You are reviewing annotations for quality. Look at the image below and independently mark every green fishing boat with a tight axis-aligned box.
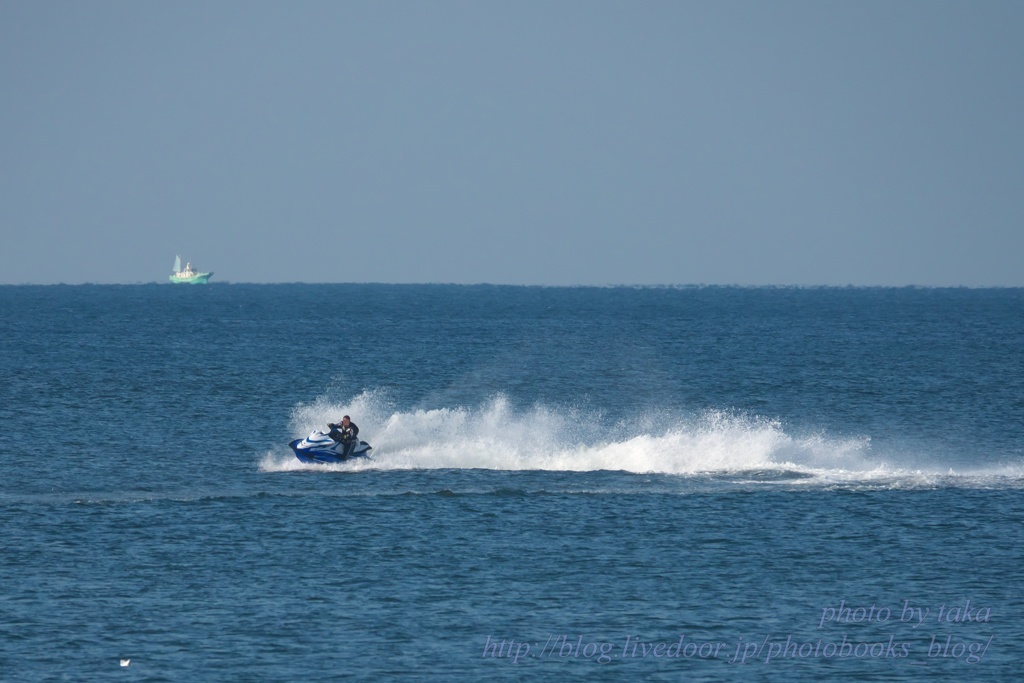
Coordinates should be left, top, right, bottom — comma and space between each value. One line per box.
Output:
169, 255, 213, 284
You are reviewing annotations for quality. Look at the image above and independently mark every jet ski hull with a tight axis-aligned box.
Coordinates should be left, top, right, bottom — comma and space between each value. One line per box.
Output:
289, 431, 372, 464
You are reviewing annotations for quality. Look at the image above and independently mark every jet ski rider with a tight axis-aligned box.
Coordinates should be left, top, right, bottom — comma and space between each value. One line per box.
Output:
328, 416, 359, 458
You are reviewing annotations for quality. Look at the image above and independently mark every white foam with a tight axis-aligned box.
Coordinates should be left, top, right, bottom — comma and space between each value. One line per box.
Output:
261, 390, 970, 482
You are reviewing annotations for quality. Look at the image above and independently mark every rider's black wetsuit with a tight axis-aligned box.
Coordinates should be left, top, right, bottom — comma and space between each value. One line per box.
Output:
329, 421, 359, 457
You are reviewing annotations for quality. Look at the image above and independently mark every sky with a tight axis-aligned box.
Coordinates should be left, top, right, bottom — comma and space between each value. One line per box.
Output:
1, 1, 1022, 286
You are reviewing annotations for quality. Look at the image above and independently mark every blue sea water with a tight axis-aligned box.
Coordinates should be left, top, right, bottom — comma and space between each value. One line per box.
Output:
1, 284, 1022, 681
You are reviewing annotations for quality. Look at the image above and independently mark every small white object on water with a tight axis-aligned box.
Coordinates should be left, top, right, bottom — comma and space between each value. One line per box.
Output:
120, 659, 131, 667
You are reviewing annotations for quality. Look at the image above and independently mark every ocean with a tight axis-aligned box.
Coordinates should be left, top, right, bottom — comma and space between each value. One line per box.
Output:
1, 284, 1021, 681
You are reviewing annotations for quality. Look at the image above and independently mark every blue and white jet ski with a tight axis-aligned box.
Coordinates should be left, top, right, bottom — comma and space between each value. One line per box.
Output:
289, 430, 372, 464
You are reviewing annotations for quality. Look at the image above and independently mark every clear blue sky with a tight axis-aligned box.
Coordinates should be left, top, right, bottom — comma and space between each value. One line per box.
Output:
2, 1, 1021, 285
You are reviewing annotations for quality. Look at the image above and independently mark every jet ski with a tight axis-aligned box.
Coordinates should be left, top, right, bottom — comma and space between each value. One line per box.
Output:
289, 430, 372, 464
